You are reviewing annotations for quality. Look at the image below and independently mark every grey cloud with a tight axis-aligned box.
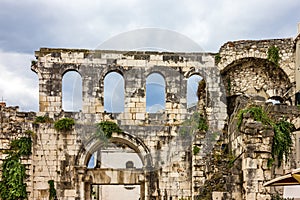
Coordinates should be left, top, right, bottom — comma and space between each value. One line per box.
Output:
1, 0, 299, 53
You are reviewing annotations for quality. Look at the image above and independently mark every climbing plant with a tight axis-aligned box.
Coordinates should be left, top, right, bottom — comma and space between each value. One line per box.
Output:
0, 136, 32, 200
48, 180, 57, 200
193, 145, 200, 155
96, 121, 122, 139
214, 53, 221, 64
180, 112, 208, 136
270, 120, 294, 167
54, 117, 75, 132
237, 106, 271, 128
237, 105, 294, 167
33, 115, 53, 124
267, 46, 280, 66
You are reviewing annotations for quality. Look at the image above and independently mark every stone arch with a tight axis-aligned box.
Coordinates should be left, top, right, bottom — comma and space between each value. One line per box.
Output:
218, 52, 268, 71
221, 57, 292, 99
100, 66, 125, 83
76, 131, 153, 168
61, 65, 82, 77
76, 131, 153, 200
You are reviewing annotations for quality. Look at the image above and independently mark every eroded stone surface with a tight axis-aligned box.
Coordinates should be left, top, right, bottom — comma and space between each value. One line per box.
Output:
1, 31, 300, 199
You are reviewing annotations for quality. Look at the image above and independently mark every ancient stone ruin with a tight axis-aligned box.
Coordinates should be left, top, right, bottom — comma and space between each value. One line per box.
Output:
1, 24, 300, 200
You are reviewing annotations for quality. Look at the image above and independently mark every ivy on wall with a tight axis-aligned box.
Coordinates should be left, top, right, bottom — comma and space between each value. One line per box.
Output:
54, 118, 75, 132
214, 53, 221, 64
33, 115, 53, 124
267, 46, 280, 67
48, 180, 57, 200
237, 105, 294, 167
96, 121, 122, 139
0, 135, 32, 200
180, 112, 208, 136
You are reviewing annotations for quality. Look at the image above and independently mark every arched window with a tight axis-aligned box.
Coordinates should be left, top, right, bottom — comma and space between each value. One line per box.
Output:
146, 73, 165, 113
104, 72, 124, 113
187, 74, 203, 108
62, 71, 82, 111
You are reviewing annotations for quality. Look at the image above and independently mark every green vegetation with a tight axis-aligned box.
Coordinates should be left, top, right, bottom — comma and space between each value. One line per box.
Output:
267, 46, 280, 66
96, 121, 122, 139
198, 115, 209, 131
180, 112, 208, 136
31, 60, 37, 66
54, 118, 75, 132
48, 180, 57, 200
10, 137, 32, 156
193, 145, 200, 155
271, 193, 294, 200
237, 105, 294, 167
0, 136, 32, 200
237, 106, 271, 128
215, 53, 221, 64
34, 115, 53, 124
270, 120, 294, 167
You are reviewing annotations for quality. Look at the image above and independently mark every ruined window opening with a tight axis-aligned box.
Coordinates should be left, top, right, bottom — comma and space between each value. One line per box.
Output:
62, 71, 82, 111
146, 73, 166, 113
104, 72, 124, 113
87, 144, 143, 169
187, 74, 203, 108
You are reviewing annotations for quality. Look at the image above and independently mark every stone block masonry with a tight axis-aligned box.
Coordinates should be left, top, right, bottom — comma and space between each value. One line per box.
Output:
1, 27, 300, 199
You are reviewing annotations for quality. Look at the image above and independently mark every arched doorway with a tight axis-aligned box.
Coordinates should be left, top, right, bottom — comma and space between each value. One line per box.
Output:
76, 132, 154, 200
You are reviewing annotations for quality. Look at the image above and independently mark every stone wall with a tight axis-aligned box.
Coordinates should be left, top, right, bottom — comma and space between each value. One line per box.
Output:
221, 58, 293, 101
0, 104, 35, 198
1, 31, 300, 199
218, 39, 295, 84
196, 95, 300, 200
25, 48, 229, 200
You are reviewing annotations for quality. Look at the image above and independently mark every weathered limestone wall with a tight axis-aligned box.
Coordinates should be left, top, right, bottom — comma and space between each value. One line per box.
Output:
27, 48, 228, 199
221, 58, 293, 100
1, 30, 300, 199
225, 96, 300, 200
31, 121, 81, 199
0, 104, 35, 198
218, 38, 295, 84
32, 49, 227, 131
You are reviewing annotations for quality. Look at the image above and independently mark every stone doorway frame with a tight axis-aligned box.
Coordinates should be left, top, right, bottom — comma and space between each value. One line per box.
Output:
75, 132, 153, 200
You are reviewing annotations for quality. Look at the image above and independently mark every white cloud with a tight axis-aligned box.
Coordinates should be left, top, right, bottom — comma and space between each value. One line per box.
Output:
0, 50, 38, 111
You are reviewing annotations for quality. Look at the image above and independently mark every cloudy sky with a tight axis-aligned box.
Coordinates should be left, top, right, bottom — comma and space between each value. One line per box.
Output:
0, 0, 299, 111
